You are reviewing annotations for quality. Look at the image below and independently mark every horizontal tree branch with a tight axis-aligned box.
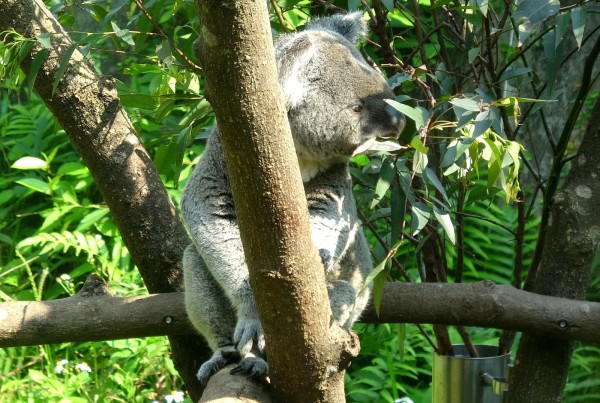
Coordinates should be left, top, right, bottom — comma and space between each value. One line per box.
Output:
1, 281, 599, 347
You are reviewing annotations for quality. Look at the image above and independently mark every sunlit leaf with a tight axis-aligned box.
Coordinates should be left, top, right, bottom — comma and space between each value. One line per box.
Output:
36, 33, 51, 49
111, 21, 135, 47
411, 202, 430, 236
433, 206, 455, 244
571, 8, 586, 49
386, 100, 425, 129
413, 150, 428, 174
410, 136, 429, 153
361, 257, 388, 295
12, 157, 47, 170
15, 178, 50, 194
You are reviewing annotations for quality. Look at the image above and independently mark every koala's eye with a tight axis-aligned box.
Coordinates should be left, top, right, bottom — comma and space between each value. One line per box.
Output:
350, 103, 363, 113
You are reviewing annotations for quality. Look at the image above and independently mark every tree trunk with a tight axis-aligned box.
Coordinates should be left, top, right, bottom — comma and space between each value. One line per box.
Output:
194, 1, 357, 402
0, 0, 208, 399
507, 98, 600, 402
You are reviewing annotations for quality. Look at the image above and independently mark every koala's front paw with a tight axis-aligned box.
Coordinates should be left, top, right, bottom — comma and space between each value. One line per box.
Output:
196, 346, 240, 385
230, 355, 269, 380
319, 248, 335, 272
234, 318, 265, 356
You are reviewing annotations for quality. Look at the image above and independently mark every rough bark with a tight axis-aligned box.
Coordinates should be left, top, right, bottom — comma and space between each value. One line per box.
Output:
507, 98, 600, 402
3, 282, 600, 347
0, 1, 208, 399
194, 2, 355, 402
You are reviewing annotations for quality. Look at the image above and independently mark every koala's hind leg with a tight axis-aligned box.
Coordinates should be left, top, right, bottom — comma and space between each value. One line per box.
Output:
183, 245, 239, 383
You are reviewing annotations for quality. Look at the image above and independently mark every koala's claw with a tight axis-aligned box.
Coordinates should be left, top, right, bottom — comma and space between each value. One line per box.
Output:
196, 346, 240, 385
230, 356, 269, 380
234, 318, 265, 356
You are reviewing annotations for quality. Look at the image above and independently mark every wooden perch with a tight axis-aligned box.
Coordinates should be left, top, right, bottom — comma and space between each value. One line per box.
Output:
1, 280, 599, 347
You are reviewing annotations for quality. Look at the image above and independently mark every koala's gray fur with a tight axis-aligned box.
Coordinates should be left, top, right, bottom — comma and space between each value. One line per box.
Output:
181, 12, 405, 384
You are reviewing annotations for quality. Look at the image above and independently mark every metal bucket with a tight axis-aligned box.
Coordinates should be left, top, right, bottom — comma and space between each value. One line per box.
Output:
432, 344, 510, 403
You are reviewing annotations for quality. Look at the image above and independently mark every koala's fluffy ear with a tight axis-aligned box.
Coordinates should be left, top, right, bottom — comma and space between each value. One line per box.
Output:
306, 12, 367, 45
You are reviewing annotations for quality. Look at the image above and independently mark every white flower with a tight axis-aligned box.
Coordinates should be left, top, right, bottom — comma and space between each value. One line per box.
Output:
75, 362, 92, 372
165, 390, 184, 403
54, 359, 68, 374
59, 274, 71, 281
395, 398, 414, 403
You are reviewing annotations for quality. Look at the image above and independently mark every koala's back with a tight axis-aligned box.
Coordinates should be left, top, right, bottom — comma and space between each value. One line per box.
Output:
181, 130, 233, 235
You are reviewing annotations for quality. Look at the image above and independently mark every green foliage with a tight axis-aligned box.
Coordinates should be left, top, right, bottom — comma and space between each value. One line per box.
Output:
346, 324, 433, 403
0, 338, 187, 402
1, 0, 598, 401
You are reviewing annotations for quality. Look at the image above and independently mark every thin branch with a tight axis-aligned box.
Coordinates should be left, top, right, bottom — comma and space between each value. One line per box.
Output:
270, 0, 290, 32
132, 0, 202, 74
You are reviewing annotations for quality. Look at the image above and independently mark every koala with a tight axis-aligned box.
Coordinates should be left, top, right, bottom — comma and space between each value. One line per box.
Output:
181, 12, 405, 385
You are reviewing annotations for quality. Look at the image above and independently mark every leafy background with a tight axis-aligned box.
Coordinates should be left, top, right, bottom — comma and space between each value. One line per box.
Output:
1, 0, 599, 402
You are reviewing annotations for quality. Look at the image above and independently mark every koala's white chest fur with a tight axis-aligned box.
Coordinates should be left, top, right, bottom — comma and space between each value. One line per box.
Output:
297, 154, 345, 182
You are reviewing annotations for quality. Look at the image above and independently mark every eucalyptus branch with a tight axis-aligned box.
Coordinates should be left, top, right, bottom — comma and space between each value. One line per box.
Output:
429, 0, 453, 81
132, 0, 202, 75
369, 0, 399, 76
409, 0, 431, 74
269, 0, 290, 32
309, 0, 346, 13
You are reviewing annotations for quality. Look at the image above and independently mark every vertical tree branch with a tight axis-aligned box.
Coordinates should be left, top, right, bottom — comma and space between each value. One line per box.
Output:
194, 2, 356, 401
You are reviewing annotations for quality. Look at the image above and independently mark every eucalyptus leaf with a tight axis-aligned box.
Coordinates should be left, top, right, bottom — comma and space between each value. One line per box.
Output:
424, 168, 449, 204
16, 178, 50, 195
413, 150, 428, 174
410, 136, 429, 153
514, 0, 559, 24
52, 43, 78, 96
386, 100, 425, 129
571, 8, 586, 49
411, 202, 430, 236
111, 21, 135, 47
36, 33, 52, 49
472, 109, 493, 138
433, 206, 456, 244
450, 97, 481, 112
12, 157, 47, 171
371, 157, 396, 208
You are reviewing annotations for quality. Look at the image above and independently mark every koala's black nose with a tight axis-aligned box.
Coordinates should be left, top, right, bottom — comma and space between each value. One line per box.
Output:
384, 104, 405, 136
